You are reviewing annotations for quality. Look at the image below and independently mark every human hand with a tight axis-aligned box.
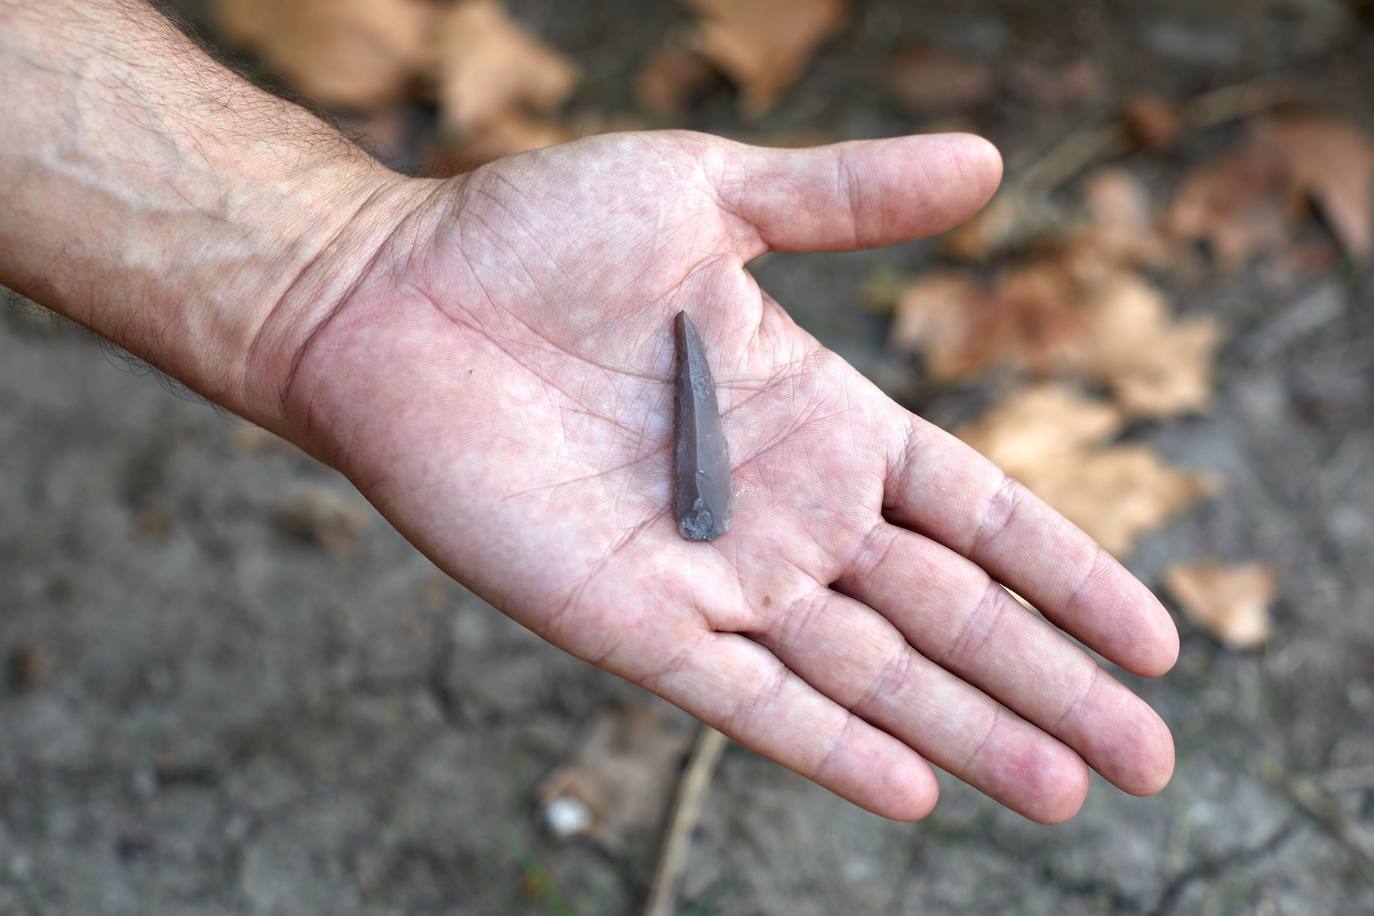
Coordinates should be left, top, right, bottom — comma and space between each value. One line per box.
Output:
269, 131, 1178, 823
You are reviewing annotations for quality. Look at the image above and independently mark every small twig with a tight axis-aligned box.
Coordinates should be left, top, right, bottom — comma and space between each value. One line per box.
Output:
1013, 77, 1299, 198
643, 726, 728, 916
1147, 820, 1296, 916
1322, 764, 1374, 794
960, 77, 1302, 259
1016, 123, 1131, 196
1179, 77, 1302, 132
1258, 758, 1374, 872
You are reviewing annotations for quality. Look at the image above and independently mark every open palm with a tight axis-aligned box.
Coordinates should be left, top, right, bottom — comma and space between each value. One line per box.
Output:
282, 131, 1177, 823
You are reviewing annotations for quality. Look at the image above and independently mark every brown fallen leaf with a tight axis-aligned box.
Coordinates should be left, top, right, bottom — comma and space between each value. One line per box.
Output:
213, 0, 274, 47
1079, 273, 1222, 417
435, 0, 577, 134
230, 422, 299, 455
1078, 168, 1169, 265
278, 486, 370, 557
7, 642, 53, 690
684, 0, 848, 115
134, 505, 170, 540
537, 704, 692, 853
1032, 446, 1217, 557
945, 164, 1166, 268
418, 573, 451, 611
426, 110, 572, 176
889, 260, 1217, 418
888, 264, 1086, 380
1169, 141, 1288, 271
887, 271, 990, 376
1166, 561, 1275, 649
886, 45, 993, 114
1122, 92, 1182, 151
214, 0, 435, 110
941, 193, 1021, 262
957, 383, 1217, 557
1262, 115, 1374, 263
336, 105, 423, 167
1008, 58, 1102, 106
636, 46, 719, 116
992, 262, 1096, 372
1167, 115, 1373, 270
955, 383, 1123, 471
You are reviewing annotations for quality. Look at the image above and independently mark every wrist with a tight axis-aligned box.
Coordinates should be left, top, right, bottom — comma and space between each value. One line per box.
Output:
241, 170, 448, 442
0, 0, 438, 435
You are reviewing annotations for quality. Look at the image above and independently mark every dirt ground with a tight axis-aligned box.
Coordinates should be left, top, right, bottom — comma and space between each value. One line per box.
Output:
4, 1, 1374, 913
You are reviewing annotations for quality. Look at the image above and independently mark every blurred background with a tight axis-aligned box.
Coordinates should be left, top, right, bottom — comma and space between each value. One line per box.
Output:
3, 0, 1374, 913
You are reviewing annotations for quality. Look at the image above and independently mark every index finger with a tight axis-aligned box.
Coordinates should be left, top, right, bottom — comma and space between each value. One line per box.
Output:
884, 413, 1180, 677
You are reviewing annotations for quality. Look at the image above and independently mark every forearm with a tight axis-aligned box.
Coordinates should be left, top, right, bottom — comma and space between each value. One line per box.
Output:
0, 0, 422, 430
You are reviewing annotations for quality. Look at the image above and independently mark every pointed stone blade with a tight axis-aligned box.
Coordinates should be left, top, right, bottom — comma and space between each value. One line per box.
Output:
673, 311, 732, 541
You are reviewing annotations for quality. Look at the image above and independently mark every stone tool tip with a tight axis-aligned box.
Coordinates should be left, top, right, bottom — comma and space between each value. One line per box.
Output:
672, 311, 731, 541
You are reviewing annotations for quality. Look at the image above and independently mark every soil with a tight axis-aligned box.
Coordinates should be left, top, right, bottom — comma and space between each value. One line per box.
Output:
4, 1, 1374, 914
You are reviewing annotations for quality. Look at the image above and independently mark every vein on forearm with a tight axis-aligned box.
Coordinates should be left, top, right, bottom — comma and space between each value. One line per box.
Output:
0, 0, 381, 424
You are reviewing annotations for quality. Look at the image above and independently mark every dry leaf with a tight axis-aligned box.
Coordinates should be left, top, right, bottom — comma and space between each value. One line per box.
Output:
1168, 116, 1373, 269
1122, 92, 1182, 151
684, 0, 848, 115
887, 272, 989, 375
337, 105, 422, 166
278, 486, 370, 557
957, 384, 1217, 557
1169, 141, 1288, 270
536, 705, 692, 852
888, 261, 1217, 418
214, 0, 435, 109
213, 0, 274, 47
636, 46, 719, 116
956, 383, 1123, 471
1067, 168, 1172, 274
436, 0, 577, 134
1008, 58, 1102, 106
135, 506, 170, 540
418, 573, 451, 611
1166, 561, 1275, 649
426, 111, 571, 175
886, 45, 993, 113
887, 264, 1085, 380
7, 643, 53, 690
942, 184, 1083, 263
230, 422, 298, 455
1082, 169, 1155, 235
992, 262, 1095, 372
1262, 115, 1374, 262
1031, 446, 1217, 557
1079, 273, 1222, 417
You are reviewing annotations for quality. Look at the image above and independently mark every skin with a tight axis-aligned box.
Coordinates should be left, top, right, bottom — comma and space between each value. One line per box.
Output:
1, 0, 1178, 824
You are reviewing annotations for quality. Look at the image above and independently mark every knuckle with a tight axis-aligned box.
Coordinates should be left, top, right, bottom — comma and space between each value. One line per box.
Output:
969, 472, 1026, 555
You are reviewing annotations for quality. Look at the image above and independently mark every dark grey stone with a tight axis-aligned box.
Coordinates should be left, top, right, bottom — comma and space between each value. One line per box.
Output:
673, 311, 732, 541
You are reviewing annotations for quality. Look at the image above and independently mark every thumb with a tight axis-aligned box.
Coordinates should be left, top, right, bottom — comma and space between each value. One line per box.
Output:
717, 133, 1003, 256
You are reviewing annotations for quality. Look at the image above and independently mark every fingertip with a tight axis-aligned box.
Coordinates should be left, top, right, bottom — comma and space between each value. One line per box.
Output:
810, 714, 942, 821
1079, 559, 1181, 678
890, 766, 941, 821
1144, 616, 1182, 678
1121, 710, 1176, 798
722, 131, 1008, 254
942, 132, 1004, 205
887, 132, 1004, 236
979, 729, 1090, 824
1024, 748, 1091, 825
859, 749, 941, 821
1123, 596, 1182, 679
